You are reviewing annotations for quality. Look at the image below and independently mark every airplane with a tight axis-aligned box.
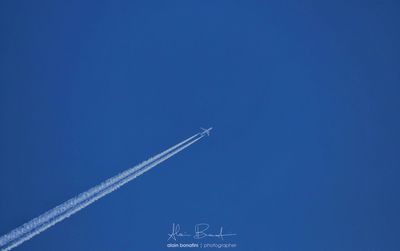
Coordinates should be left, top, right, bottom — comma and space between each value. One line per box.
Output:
200, 127, 213, 136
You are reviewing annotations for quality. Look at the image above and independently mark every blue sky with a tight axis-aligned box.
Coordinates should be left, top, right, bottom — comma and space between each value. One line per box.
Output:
0, 0, 399, 250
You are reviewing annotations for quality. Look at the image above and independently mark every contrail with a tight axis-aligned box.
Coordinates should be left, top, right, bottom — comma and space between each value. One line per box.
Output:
2, 136, 204, 250
0, 132, 200, 247
0, 130, 207, 250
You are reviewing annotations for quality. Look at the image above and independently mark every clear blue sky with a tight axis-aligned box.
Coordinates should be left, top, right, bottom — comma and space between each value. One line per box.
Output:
1, 0, 399, 250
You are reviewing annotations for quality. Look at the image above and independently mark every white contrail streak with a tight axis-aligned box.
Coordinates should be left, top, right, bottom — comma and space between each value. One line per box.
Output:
0, 132, 205, 251
0, 132, 199, 247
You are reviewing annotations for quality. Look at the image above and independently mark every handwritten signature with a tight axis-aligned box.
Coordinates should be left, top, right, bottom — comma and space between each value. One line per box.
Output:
168, 223, 237, 241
